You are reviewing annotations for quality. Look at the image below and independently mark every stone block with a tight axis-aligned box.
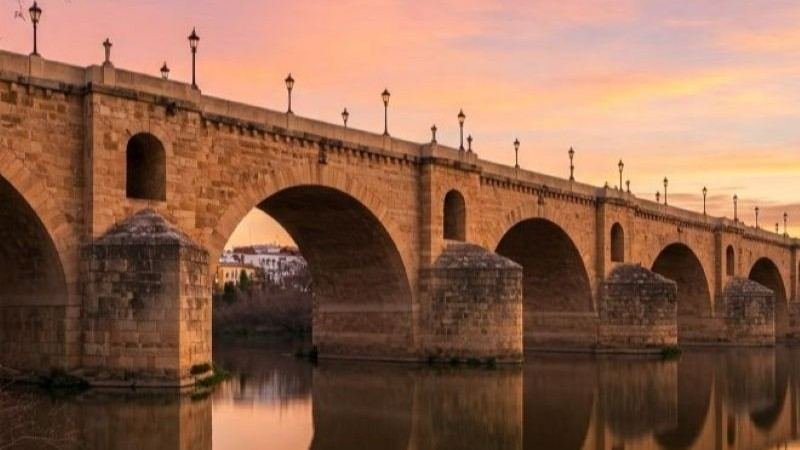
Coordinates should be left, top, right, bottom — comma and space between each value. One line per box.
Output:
720, 278, 775, 345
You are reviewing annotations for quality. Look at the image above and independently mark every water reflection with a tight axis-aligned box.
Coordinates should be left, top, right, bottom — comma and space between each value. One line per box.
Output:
8, 341, 800, 449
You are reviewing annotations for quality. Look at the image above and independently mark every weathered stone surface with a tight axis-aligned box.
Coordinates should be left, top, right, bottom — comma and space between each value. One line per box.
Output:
82, 209, 210, 386
720, 278, 775, 345
422, 242, 523, 362
599, 264, 678, 350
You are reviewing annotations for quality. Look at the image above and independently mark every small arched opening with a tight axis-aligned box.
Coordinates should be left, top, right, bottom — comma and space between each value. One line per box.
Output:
126, 133, 166, 201
726, 246, 735, 276
610, 223, 624, 263
443, 190, 466, 241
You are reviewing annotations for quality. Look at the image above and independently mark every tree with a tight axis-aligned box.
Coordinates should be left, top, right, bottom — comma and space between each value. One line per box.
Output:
223, 281, 237, 304
239, 270, 251, 292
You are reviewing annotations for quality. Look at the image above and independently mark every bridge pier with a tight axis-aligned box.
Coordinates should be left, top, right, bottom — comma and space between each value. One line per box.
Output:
81, 210, 211, 387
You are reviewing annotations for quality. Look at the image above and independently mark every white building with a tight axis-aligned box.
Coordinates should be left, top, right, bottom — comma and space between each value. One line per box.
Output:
220, 244, 308, 289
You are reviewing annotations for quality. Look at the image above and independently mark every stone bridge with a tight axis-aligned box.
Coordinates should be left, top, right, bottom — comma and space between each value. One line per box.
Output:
1, 50, 798, 386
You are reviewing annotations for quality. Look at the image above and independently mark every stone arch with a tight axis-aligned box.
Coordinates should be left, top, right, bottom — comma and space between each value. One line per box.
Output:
495, 217, 593, 348
610, 223, 624, 263
443, 189, 466, 241
209, 164, 414, 358
749, 257, 788, 339
126, 133, 166, 201
0, 174, 69, 369
651, 243, 712, 342
726, 245, 735, 276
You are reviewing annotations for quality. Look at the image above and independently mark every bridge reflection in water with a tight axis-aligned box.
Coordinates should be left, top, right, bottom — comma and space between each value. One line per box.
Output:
14, 343, 800, 450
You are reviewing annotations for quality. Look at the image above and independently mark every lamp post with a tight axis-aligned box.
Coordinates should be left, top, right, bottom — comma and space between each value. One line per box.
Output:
457, 109, 466, 151
467, 134, 473, 152
733, 194, 738, 222
513, 138, 520, 169
784, 212, 789, 236
702, 186, 707, 215
188, 28, 199, 89
755, 206, 760, 228
29, 2, 42, 56
663, 177, 669, 205
284, 73, 295, 114
341, 108, 349, 128
656, 191, 660, 203
618, 160, 624, 191
626, 180, 630, 193
430, 124, 437, 144
568, 147, 575, 181
103, 38, 112, 65
382, 89, 390, 136
776, 223, 780, 233
160, 62, 170, 80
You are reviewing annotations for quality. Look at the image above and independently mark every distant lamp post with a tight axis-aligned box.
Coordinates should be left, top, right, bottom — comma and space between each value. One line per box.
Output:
102, 38, 112, 65
755, 206, 760, 228
776, 223, 780, 233
381, 88, 390, 136
568, 147, 575, 181
702, 186, 707, 215
284, 73, 295, 114
626, 180, 630, 193
430, 124, 437, 143
784, 212, 789, 236
341, 108, 349, 128
160, 62, 170, 80
618, 160, 624, 191
457, 109, 466, 151
733, 194, 738, 222
513, 138, 520, 169
663, 177, 669, 205
656, 191, 661, 203
188, 28, 200, 89
29, 1, 42, 56
467, 134, 473, 152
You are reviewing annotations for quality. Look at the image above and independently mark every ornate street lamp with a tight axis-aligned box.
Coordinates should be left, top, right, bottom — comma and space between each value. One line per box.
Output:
457, 109, 466, 151
381, 89, 390, 136
467, 134, 473, 152
702, 186, 707, 215
341, 108, 349, 128
284, 73, 295, 114
784, 212, 789, 236
29, 2, 42, 56
656, 191, 660, 203
430, 124, 437, 143
568, 147, 575, 181
188, 28, 200, 89
733, 194, 738, 222
102, 38, 112, 65
513, 138, 520, 169
755, 206, 760, 228
663, 177, 669, 205
160, 62, 170, 80
618, 160, 624, 191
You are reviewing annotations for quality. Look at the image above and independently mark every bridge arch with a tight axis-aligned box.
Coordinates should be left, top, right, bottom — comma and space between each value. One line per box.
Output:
209, 163, 415, 357
495, 216, 593, 348
651, 243, 712, 342
0, 172, 70, 369
748, 257, 787, 339
443, 189, 466, 241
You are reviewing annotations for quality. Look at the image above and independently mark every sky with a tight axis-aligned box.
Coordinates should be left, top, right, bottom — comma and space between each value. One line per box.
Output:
3, 0, 800, 248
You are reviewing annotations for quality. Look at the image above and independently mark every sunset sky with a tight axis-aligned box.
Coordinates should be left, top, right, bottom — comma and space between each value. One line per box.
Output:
4, 0, 800, 247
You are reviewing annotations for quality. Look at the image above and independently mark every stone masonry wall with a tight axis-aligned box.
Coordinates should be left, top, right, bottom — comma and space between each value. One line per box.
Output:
600, 264, 678, 350
721, 278, 775, 345
82, 209, 210, 386
422, 242, 522, 362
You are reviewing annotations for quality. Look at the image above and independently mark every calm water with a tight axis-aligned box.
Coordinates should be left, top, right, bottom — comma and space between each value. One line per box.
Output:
5, 341, 800, 450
